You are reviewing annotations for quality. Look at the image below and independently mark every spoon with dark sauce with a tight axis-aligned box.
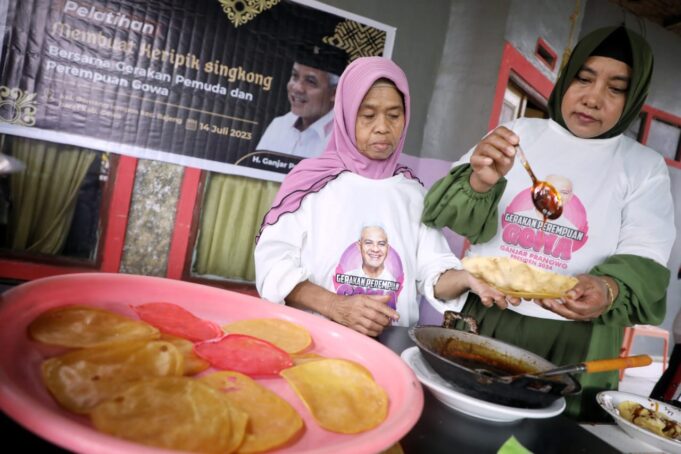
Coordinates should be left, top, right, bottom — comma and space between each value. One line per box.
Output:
515, 144, 563, 220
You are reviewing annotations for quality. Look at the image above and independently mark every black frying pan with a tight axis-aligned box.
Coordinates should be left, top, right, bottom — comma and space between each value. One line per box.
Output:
408, 324, 582, 409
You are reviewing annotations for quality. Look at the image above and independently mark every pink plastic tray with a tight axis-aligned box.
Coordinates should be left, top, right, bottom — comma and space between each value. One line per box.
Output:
0, 273, 423, 454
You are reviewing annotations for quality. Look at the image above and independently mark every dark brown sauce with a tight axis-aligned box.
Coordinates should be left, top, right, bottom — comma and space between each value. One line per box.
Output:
629, 404, 681, 438
532, 182, 563, 220
632, 405, 647, 425
518, 153, 563, 221
440, 338, 537, 376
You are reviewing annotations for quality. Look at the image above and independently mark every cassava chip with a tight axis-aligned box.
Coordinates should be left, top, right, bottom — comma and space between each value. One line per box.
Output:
42, 340, 183, 413
91, 377, 248, 453
160, 335, 210, 375
291, 352, 327, 365
201, 371, 304, 453
290, 354, 373, 377
462, 256, 578, 299
132, 302, 223, 342
29, 305, 160, 348
280, 358, 388, 434
195, 334, 293, 376
223, 318, 312, 354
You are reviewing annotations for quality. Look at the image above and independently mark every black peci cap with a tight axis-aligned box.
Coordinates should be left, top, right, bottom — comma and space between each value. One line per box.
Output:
294, 41, 348, 77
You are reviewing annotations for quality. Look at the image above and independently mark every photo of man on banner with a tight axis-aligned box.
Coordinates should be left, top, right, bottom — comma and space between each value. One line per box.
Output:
253, 42, 348, 162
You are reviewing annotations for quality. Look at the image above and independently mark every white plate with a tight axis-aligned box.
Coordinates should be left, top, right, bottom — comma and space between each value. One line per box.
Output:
596, 390, 681, 454
400, 347, 565, 422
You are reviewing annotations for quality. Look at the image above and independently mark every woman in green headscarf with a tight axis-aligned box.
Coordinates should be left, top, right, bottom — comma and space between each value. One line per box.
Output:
421, 26, 675, 420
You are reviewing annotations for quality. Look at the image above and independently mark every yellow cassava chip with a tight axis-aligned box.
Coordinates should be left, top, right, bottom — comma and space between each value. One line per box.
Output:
29, 305, 160, 348
223, 318, 312, 354
160, 334, 210, 376
280, 358, 388, 434
91, 377, 248, 453
201, 371, 304, 453
290, 354, 373, 378
462, 256, 578, 299
291, 352, 327, 365
42, 340, 184, 413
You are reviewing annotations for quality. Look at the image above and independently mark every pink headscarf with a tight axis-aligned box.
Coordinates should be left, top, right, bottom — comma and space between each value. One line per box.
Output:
257, 56, 419, 241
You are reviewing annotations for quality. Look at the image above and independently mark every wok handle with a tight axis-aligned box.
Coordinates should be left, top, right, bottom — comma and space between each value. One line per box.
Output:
538, 354, 653, 378
583, 355, 652, 373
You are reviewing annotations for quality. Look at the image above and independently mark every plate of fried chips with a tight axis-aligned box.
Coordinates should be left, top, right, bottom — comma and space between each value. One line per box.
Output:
0, 273, 423, 454
462, 256, 578, 300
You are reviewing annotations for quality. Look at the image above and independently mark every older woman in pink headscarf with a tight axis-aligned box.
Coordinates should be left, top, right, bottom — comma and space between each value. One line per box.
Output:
255, 57, 502, 336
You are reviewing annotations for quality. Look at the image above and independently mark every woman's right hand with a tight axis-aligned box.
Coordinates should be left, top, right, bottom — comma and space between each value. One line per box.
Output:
328, 294, 399, 337
469, 126, 519, 192
467, 272, 521, 309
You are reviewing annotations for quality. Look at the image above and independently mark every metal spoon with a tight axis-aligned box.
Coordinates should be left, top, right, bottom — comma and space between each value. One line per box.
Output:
514, 144, 563, 220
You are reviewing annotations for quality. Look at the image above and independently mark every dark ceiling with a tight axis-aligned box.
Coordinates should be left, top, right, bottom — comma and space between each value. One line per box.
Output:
609, 0, 681, 37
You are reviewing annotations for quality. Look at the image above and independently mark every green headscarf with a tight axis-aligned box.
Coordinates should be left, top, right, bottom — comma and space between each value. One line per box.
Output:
547, 26, 654, 139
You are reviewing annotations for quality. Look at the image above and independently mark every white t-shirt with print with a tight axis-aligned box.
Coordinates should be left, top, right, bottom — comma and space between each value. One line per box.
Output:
346, 267, 396, 283
255, 171, 466, 327
457, 118, 676, 320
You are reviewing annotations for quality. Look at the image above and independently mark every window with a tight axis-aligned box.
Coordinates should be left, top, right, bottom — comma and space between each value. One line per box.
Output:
500, 78, 549, 126
0, 135, 109, 264
635, 106, 681, 167
535, 37, 558, 71
624, 112, 645, 141
647, 118, 681, 161
188, 173, 279, 284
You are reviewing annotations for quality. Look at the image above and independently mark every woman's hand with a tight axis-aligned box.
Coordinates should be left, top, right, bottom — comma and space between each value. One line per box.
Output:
469, 126, 518, 193
328, 294, 399, 337
535, 274, 614, 321
286, 281, 398, 337
434, 269, 520, 309
467, 273, 521, 310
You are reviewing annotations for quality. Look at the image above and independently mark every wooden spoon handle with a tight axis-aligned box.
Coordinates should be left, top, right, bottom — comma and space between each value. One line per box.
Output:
584, 355, 652, 373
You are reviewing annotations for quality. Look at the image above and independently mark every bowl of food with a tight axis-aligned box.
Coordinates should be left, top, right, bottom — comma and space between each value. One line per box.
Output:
597, 390, 681, 454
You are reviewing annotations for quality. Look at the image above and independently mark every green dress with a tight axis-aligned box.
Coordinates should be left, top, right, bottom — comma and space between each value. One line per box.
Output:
423, 165, 670, 420
422, 26, 670, 421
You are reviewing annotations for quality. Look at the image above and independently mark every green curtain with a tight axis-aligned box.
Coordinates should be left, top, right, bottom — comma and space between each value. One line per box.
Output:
194, 174, 280, 281
8, 137, 96, 254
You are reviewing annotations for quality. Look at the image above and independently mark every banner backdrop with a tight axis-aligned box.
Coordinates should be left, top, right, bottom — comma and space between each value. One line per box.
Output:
0, 0, 394, 181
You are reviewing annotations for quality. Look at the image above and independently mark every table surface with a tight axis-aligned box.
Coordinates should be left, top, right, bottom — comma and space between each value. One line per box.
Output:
1, 326, 621, 454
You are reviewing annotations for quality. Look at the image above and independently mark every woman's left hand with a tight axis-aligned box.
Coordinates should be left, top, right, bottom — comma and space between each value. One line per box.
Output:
535, 274, 611, 321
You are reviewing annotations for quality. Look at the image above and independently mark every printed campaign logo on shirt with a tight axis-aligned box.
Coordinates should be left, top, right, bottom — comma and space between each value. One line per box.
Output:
500, 175, 589, 272
333, 225, 404, 310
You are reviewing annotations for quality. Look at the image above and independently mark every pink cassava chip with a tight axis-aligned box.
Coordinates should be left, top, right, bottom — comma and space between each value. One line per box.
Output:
132, 302, 222, 342
194, 334, 293, 376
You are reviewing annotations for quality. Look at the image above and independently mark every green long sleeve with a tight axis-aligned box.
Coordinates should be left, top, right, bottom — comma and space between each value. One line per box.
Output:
422, 164, 507, 244
576, 254, 670, 421
591, 254, 669, 327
